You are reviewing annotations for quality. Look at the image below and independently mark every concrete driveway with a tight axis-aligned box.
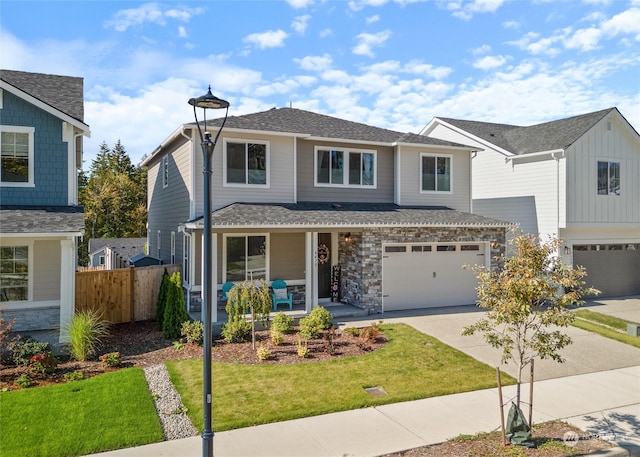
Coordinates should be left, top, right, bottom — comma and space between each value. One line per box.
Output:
336, 296, 640, 381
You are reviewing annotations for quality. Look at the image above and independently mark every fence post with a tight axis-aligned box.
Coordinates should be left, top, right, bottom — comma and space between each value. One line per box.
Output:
129, 267, 135, 322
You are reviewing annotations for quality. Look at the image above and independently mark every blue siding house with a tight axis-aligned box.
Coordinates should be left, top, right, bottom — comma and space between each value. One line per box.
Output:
1, 70, 90, 339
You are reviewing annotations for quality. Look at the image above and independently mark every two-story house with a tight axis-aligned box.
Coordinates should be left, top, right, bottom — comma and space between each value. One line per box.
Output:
0, 70, 90, 339
422, 107, 640, 297
143, 107, 509, 322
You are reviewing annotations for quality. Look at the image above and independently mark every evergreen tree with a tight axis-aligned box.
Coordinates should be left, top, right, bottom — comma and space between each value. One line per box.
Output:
162, 272, 190, 339
155, 268, 170, 328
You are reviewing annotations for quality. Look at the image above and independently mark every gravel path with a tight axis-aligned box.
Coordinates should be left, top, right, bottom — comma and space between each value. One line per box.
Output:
143, 364, 198, 440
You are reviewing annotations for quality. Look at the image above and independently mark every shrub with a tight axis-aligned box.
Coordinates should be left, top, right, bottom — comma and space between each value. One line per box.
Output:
28, 351, 58, 374
66, 309, 110, 361
0, 317, 18, 359
358, 321, 383, 349
15, 373, 32, 388
10, 339, 51, 366
271, 330, 284, 345
256, 345, 271, 361
99, 351, 121, 367
162, 272, 190, 339
155, 268, 171, 328
299, 306, 333, 339
181, 320, 204, 345
64, 370, 85, 382
172, 340, 185, 350
271, 312, 294, 334
296, 338, 310, 358
221, 319, 252, 343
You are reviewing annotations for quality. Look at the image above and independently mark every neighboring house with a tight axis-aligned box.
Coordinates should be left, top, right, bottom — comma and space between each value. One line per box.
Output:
0, 69, 90, 338
88, 237, 148, 269
423, 107, 640, 297
142, 107, 510, 322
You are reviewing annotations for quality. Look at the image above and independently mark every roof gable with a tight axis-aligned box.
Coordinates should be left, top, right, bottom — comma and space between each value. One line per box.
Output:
438, 108, 618, 155
1, 69, 86, 123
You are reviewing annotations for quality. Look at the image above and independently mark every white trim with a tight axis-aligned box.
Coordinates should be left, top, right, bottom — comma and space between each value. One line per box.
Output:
0, 125, 35, 187
422, 118, 511, 156
170, 231, 176, 264
162, 155, 169, 188
59, 238, 75, 342
419, 152, 453, 194
305, 232, 313, 313
505, 148, 565, 162
222, 137, 270, 188
314, 146, 377, 188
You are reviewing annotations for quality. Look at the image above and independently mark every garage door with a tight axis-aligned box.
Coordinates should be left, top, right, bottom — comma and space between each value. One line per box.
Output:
382, 243, 486, 311
573, 244, 640, 297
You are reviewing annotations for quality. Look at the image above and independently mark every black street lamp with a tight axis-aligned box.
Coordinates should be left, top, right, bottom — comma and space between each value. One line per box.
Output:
188, 86, 229, 457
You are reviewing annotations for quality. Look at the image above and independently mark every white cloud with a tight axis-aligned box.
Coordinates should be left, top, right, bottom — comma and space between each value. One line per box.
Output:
319, 28, 333, 38
402, 60, 453, 79
178, 26, 187, 38
451, 0, 506, 20
473, 54, 508, 70
602, 7, 640, 39
292, 15, 311, 34
471, 44, 491, 55
294, 54, 333, 71
243, 29, 289, 49
502, 20, 520, 29
352, 30, 392, 57
104, 3, 205, 32
367, 15, 381, 24
564, 27, 602, 51
285, 0, 315, 8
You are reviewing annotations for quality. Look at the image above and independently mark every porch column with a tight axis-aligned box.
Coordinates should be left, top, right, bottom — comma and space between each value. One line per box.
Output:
59, 238, 76, 343
211, 232, 218, 323
305, 232, 313, 313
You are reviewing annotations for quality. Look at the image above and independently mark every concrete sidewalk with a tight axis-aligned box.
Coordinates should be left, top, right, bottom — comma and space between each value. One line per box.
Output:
92, 366, 640, 457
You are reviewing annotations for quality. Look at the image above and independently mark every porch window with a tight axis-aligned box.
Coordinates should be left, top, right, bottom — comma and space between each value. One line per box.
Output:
1, 246, 28, 301
1, 127, 34, 185
597, 161, 620, 195
225, 235, 267, 281
421, 154, 451, 192
316, 147, 376, 187
225, 139, 268, 186
183, 235, 190, 284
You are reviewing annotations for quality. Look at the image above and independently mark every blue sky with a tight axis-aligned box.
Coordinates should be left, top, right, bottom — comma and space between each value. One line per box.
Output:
2, 0, 639, 167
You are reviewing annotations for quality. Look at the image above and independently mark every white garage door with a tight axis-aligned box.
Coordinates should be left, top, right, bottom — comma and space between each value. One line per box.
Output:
382, 243, 486, 311
573, 244, 640, 297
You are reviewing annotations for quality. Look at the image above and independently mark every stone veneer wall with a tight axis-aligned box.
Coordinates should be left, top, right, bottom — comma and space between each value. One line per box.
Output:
339, 227, 506, 314
1, 307, 60, 332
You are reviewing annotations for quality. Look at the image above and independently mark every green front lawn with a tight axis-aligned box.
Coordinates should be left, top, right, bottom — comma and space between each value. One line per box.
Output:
571, 309, 640, 349
168, 323, 514, 432
0, 368, 163, 457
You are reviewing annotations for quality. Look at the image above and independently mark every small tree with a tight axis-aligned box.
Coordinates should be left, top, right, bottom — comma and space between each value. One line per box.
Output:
226, 279, 272, 349
463, 233, 599, 408
155, 268, 170, 328
162, 272, 190, 339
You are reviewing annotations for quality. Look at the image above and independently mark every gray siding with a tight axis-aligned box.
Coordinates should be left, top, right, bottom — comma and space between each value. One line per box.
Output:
33, 240, 61, 301
296, 141, 394, 202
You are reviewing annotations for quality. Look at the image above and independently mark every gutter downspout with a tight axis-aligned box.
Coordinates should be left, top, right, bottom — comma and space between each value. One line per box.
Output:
552, 150, 565, 258
470, 150, 478, 213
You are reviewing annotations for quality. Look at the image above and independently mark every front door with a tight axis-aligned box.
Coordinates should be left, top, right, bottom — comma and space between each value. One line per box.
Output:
317, 233, 332, 299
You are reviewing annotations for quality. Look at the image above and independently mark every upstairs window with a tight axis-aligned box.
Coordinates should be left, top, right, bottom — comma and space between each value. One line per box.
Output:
225, 139, 268, 186
597, 161, 620, 195
1, 127, 34, 186
162, 156, 169, 188
316, 148, 376, 187
421, 153, 451, 193
1, 245, 29, 302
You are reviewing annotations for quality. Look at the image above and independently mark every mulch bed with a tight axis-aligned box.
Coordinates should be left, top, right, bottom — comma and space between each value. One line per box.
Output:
0, 320, 385, 390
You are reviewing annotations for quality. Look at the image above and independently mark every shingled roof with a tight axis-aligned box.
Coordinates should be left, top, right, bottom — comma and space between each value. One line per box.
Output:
185, 202, 511, 229
0, 69, 85, 122
188, 107, 468, 148
0, 206, 84, 234
439, 108, 616, 155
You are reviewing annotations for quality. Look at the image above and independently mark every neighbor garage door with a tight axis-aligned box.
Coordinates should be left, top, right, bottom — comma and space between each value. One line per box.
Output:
573, 244, 640, 297
382, 243, 486, 311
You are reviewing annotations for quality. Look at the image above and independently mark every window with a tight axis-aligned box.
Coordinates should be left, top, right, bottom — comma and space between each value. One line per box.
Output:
421, 154, 451, 192
411, 245, 432, 252
461, 245, 480, 251
316, 147, 376, 187
1, 246, 28, 301
436, 245, 456, 252
183, 235, 190, 284
225, 139, 268, 185
1, 126, 34, 185
162, 156, 169, 188
597, 161, 620, 195
157, 230, 161, 258
225, 235, 267, 281
170, 232, 176, 264
99, 255, 105, 265
384, 246, 406, 253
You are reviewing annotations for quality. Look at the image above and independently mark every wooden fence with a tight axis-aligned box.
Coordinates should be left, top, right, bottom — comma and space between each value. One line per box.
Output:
75, 264, 181, 324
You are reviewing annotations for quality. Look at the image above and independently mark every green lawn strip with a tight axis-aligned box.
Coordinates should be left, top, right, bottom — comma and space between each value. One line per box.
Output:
571, 318, 640, 349
168, 323, 515, 432
0, 368, 163, 457
573, 309, 639, 331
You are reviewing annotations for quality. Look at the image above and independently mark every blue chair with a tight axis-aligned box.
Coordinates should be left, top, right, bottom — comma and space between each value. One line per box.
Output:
221, 282, 234, 302
271, 279, 293, 311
